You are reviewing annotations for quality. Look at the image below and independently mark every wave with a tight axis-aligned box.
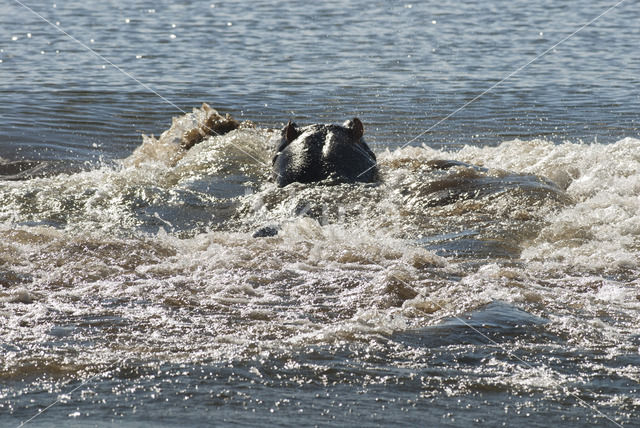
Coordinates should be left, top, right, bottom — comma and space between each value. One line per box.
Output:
1, 106, 639, 369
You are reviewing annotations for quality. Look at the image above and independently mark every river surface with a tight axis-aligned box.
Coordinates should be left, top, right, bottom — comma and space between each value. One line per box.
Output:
1, 1, 639, 426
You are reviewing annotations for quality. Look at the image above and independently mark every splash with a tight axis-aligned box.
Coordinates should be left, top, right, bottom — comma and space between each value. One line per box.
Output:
1, 108, 638, 380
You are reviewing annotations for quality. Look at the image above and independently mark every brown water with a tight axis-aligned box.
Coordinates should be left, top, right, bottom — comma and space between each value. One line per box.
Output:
1, 1, 639, 426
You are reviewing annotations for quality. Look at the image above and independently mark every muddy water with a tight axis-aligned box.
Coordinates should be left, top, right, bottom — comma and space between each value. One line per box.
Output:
2, 0, 639, 426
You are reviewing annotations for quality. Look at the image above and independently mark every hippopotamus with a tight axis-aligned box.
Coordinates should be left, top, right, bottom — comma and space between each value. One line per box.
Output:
271, 118, 378, 187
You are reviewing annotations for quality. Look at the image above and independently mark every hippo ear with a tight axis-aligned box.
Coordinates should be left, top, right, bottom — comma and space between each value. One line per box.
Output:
345, 117, 364, 140
283, 120, 299, 143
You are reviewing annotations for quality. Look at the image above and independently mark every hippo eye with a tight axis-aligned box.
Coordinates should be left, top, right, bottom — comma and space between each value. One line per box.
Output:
283, 120, 299, 143
344, 117, 364, 140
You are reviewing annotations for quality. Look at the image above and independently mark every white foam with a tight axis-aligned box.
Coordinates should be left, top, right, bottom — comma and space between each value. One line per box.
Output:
382, 138, 640, 274
2, 131, 639, 366
516, 138, 640, 273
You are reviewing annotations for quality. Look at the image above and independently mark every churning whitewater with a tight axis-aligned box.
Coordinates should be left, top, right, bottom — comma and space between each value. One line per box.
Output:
1, 105, 639, 425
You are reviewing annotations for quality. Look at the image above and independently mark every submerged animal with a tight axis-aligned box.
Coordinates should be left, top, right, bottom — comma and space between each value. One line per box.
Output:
271, 118, 378, 187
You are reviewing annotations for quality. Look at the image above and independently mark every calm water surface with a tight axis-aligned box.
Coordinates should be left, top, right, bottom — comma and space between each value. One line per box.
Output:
1, 0, 639, 426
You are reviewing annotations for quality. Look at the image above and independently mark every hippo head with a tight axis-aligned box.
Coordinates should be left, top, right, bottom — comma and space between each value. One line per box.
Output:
271, 118, 378, 187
